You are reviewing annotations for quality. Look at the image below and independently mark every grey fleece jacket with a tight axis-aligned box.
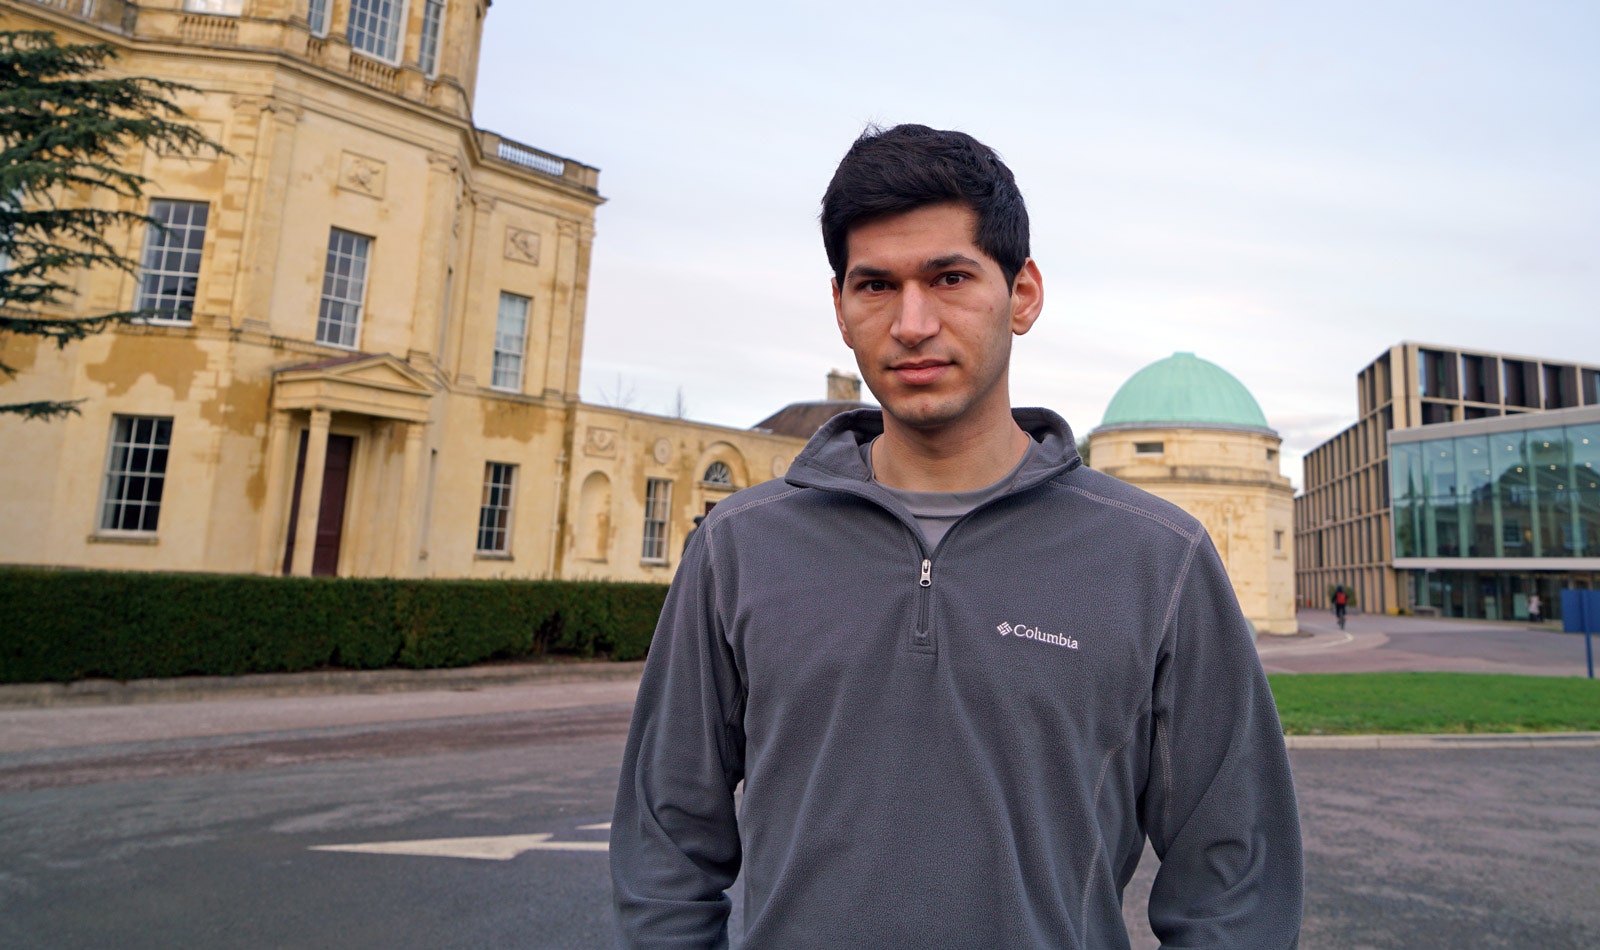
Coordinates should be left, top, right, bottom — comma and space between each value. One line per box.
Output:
611, 408, 1303, 949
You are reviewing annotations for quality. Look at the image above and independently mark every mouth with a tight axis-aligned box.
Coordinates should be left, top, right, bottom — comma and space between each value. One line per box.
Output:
889, 360, 951, 386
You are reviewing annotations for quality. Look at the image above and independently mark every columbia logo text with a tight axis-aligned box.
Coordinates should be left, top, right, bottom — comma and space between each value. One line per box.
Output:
996, 621, 1079, 650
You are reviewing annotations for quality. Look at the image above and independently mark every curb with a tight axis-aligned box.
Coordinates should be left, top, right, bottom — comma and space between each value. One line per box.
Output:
0, 660, 647, 709
1285, 731, 1600, 750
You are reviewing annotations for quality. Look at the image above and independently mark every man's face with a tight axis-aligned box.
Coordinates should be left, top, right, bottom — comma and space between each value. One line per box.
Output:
832, 202, 1042, 434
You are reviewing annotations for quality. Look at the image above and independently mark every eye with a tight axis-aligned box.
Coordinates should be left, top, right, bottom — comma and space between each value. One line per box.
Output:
936, 273, 967, 286
858, 279, 890, 293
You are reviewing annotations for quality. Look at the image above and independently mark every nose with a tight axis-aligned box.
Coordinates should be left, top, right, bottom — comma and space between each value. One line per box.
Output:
890, 284, 940, 348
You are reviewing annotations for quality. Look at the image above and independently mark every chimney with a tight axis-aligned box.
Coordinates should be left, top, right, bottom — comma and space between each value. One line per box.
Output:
827, 369, 861, 402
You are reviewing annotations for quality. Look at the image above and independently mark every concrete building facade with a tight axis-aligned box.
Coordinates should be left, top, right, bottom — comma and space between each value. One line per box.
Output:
1086, 353, 1297, 634
0, 0, 810, 584
1294, 342, 1600, 614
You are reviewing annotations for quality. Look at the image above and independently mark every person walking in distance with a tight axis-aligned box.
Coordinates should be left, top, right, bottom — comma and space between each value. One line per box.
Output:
610, 124, 1304, 948
1333, 584, 1349, 629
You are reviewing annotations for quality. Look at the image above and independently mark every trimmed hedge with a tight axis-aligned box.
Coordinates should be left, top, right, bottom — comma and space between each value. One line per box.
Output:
0, 568, 667, 684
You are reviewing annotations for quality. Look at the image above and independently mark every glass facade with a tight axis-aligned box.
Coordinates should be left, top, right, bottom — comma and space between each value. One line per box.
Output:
1392, 421, 1600, 560
1410, 569, 1593, 622
1393, 417, 1600, 620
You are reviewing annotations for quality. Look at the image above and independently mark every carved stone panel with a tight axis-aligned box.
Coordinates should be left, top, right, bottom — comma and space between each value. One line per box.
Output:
504, 227, 541, 264
584, 426, 618, 458
338, 152, 387, 199
653, 438, 673, 464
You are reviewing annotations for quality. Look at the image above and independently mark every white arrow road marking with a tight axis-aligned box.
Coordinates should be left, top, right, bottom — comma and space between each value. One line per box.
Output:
311, 832, 607, 861
576, 822, 611, 831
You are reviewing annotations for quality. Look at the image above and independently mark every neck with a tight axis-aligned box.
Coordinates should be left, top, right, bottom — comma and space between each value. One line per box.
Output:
872, 411, 1031, 492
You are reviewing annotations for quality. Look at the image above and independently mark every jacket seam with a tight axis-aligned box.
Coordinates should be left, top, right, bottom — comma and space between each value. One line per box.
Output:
1058, 483, 1203, 543
695, 525, 748, 757
703, 485, 809, 535
1154, 536, 1202, 832
1079, 713, 1141, 930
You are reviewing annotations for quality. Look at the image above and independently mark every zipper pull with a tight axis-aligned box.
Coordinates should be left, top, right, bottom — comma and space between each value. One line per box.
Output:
919, 558, 932, 588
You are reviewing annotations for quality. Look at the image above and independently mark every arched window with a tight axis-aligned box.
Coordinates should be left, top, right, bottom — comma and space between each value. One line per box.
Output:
703, 461, 732, 486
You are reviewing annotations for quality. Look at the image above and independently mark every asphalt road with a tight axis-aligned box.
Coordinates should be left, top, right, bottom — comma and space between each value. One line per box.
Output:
2, 615, 1597, 948
0, 702, 632, 949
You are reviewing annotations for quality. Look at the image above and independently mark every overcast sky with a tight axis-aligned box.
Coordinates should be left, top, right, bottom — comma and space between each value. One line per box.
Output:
474, 1, 1600, 489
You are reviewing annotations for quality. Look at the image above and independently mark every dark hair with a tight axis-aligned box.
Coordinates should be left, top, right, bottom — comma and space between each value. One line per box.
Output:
821, 124, 1030, 287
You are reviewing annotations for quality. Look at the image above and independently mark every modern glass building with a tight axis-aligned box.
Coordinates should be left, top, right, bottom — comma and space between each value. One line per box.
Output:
1390, 405, 1600, 620
1297, 342, 1600, 615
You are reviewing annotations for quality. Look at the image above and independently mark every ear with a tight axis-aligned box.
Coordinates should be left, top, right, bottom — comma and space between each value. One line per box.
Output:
832, 277, 854, 349
1009, 258, 1044, 336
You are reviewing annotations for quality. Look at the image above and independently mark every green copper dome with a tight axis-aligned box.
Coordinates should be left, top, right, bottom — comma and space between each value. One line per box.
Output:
1100, 352, 1271, 431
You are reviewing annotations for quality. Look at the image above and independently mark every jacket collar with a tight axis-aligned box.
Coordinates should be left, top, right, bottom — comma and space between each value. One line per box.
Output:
784, 407, 1083, 497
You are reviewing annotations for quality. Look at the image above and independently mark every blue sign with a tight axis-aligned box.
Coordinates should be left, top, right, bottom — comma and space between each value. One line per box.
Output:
1560, 589, 1599, 679
1561, 589, 1600, 634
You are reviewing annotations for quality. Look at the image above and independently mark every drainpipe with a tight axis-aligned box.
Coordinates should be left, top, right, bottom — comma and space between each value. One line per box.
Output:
548, 449, 567, 579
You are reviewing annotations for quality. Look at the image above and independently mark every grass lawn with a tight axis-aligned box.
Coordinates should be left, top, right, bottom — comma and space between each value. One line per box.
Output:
1266, 672, 1600, 735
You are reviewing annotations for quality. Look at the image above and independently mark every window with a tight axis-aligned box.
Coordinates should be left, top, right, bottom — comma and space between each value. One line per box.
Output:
642, 478, 672, 562
100, 415, 173, 533
1274, 530, 1284, 553
0, 191, 13, 274
702, 461, 732, 486
316, 229, 371, 348
307, 0, 330, 36
491, 292, 529, 391
477, 462, 515, 554
419, 0, 446, 77
348, 0, 404, 62
135, 200, 208, 322
184, 0, 244, 13
1134, 441, 1164, 456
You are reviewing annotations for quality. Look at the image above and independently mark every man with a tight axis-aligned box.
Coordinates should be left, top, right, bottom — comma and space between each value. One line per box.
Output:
611, 124, 1303, 948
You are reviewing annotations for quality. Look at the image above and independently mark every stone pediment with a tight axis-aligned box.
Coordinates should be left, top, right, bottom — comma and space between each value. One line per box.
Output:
273, 353, 435, 422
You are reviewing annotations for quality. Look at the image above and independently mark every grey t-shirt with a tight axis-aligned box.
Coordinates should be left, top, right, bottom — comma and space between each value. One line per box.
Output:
862, 438, 1040, 549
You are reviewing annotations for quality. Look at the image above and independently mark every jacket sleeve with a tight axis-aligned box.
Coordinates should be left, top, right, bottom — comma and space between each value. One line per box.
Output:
1142, 534, 1304, 948
610, 528, 746, 949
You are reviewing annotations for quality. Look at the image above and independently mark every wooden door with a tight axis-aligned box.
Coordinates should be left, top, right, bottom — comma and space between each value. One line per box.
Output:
311, 435, 354, 576
282, 432, 356, 577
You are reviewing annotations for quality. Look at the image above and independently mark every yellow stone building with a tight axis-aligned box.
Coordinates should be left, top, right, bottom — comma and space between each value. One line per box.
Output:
0, 0, 809, 584
1086, 353, 1297, 634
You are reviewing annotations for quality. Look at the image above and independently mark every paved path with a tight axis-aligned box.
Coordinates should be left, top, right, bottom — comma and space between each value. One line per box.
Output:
1258, 610, 1591, 677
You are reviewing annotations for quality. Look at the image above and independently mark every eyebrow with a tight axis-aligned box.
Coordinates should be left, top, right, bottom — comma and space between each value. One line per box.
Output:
927, 253, 983, 271
843, 254, 984, 282
843, 264, 893, 282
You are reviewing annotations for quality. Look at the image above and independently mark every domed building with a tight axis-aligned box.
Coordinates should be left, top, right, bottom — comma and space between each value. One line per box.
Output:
1086, 353, 1296, 634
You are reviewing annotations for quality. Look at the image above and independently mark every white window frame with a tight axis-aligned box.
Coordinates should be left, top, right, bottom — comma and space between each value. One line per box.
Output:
99, 415, 174, 534
642, 478, 672, 563
307, 0, 330, 37
347, 0, 407, 64
183, 0, 245, 14
418, 0, 446, 78
316, 228, 371, 349
491, 291, 529, 392
135, 199, 209, 324
477, 461, 515, 555
702, 461, 732, 487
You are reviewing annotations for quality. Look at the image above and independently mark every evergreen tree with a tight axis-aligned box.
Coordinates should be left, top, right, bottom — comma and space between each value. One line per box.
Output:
0, 29, 221, 420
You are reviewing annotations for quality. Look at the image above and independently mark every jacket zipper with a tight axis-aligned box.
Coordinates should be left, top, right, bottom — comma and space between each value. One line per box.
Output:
914, 557, 933, 650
